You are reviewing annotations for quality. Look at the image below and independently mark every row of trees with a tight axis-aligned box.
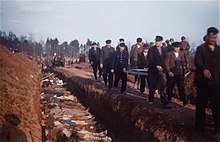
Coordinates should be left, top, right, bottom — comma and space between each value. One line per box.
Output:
0, 31, 96, 58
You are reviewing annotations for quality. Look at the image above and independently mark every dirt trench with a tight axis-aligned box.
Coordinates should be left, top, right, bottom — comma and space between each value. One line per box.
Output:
41, 73, 113, 142
54, 67, 220, 142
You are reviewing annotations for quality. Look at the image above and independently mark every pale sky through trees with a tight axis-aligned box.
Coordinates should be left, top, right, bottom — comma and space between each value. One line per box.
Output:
1, 0, 219, 46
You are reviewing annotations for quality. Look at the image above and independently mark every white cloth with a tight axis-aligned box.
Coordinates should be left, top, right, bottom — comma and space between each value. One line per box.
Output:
174, 52, 179, 58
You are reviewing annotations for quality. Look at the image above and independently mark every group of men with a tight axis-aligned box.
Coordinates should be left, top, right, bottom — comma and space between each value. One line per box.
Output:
88, 27, 220, 136
89, 36, 190, 106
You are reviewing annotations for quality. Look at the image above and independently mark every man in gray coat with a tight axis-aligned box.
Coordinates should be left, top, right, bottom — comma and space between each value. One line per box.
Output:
100, 39, 115, 89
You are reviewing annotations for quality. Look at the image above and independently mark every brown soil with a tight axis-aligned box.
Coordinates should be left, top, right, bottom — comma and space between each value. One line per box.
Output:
54, 64, 220, 141
0, 45, 42, 142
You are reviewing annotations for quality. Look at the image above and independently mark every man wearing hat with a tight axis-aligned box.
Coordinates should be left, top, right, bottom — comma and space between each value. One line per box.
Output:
116, 38, 128, 52
180, 36, 190, 64
165, 39, 173, 53
165, 42, 189, 106
89, 42, 102, 80
137, 44, 150, 94
130, 37, 143, 89
195, 27, 220, 136
148, 35, 170, 108
100, 39, 115, 89
111, 43, 129, 94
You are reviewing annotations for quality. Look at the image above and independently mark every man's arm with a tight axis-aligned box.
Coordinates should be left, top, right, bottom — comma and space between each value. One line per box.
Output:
100, 47, 104, 64
195, 46, 205, 71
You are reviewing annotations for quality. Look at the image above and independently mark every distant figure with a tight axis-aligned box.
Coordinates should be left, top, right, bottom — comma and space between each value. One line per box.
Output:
148, 36, 170, 108
52, 53, 58, 66
137, 44, 150, 94
165, 39, 173, 52
79, 53, 86, 62
165, 42, 189, 106
89, 42, 102, 80
150, 42, 154, 47
170, 38, 174, 44
130, 37, 143, 89
195, 27, 220, 136
111, 43, 129, 94
162, 42, 166, 47
116, 38, 128, 52
180, 36, 190, 62
100, 39, 115, 89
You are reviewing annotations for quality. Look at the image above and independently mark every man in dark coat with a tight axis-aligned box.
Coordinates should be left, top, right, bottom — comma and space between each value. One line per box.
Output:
165, 39, 173, 52
100, 39, 115, 89
148, 36, 170, 108
111, 43, 129, 94
116, 38, 128, 52
165, 42, 189, 106
137, 44, 150, 94
195, 27, 220, 136
89, 42, 102, 80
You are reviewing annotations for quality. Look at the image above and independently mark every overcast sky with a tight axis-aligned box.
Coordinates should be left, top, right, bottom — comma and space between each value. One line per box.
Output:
0, 0, 219, 46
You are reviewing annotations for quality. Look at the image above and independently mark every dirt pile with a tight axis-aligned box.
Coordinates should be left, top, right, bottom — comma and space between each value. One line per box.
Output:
0, 45, 42, 141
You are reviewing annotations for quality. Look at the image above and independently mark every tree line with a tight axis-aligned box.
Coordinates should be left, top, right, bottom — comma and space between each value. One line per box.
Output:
0, 31, 97, 58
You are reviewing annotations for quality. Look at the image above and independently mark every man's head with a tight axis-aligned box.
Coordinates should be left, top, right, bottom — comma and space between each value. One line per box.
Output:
119, 43, 125, 51
165, 39, 170, 45
181, 36, 186, 41
92, 42, 97, 48
143, 44, 150, 53
206, 27, 219, 45
155, 36, 163, 47
172, 42, 181, 52
119, 38, 125, 43
137, 37, 143, 45
170, 38, 174, 43
150, 42, 154, 47
106, 39, 111, 47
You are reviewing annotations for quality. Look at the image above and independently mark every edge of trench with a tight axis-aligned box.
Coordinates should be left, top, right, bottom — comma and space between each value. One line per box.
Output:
53, 67, 219, 142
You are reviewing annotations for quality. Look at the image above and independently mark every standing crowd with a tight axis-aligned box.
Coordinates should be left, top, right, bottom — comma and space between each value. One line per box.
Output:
88, 27, 220, 136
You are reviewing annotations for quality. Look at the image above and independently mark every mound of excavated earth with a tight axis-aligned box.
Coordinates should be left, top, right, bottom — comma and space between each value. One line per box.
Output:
0, 46, 42, 142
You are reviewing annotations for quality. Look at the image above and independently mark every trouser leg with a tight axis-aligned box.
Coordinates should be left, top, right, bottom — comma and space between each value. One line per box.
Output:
103, 65, 108, 85
140, 75, 146, 93
92, 63, 98, 79
176, 74, 187, 101
121, 71, 127, 92
210, 86, 220, 133
195, 84, 208, 130
166, 76, 176, 101
148, 74, 158, 102
158, 73, 168, 105
114, 70, 120, 87
108, 71, 113, 89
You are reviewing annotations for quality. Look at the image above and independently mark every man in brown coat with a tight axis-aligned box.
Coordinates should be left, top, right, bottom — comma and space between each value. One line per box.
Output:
165, 42, 188, 106
195, 27, 220, 136
130, 38, 143, 89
